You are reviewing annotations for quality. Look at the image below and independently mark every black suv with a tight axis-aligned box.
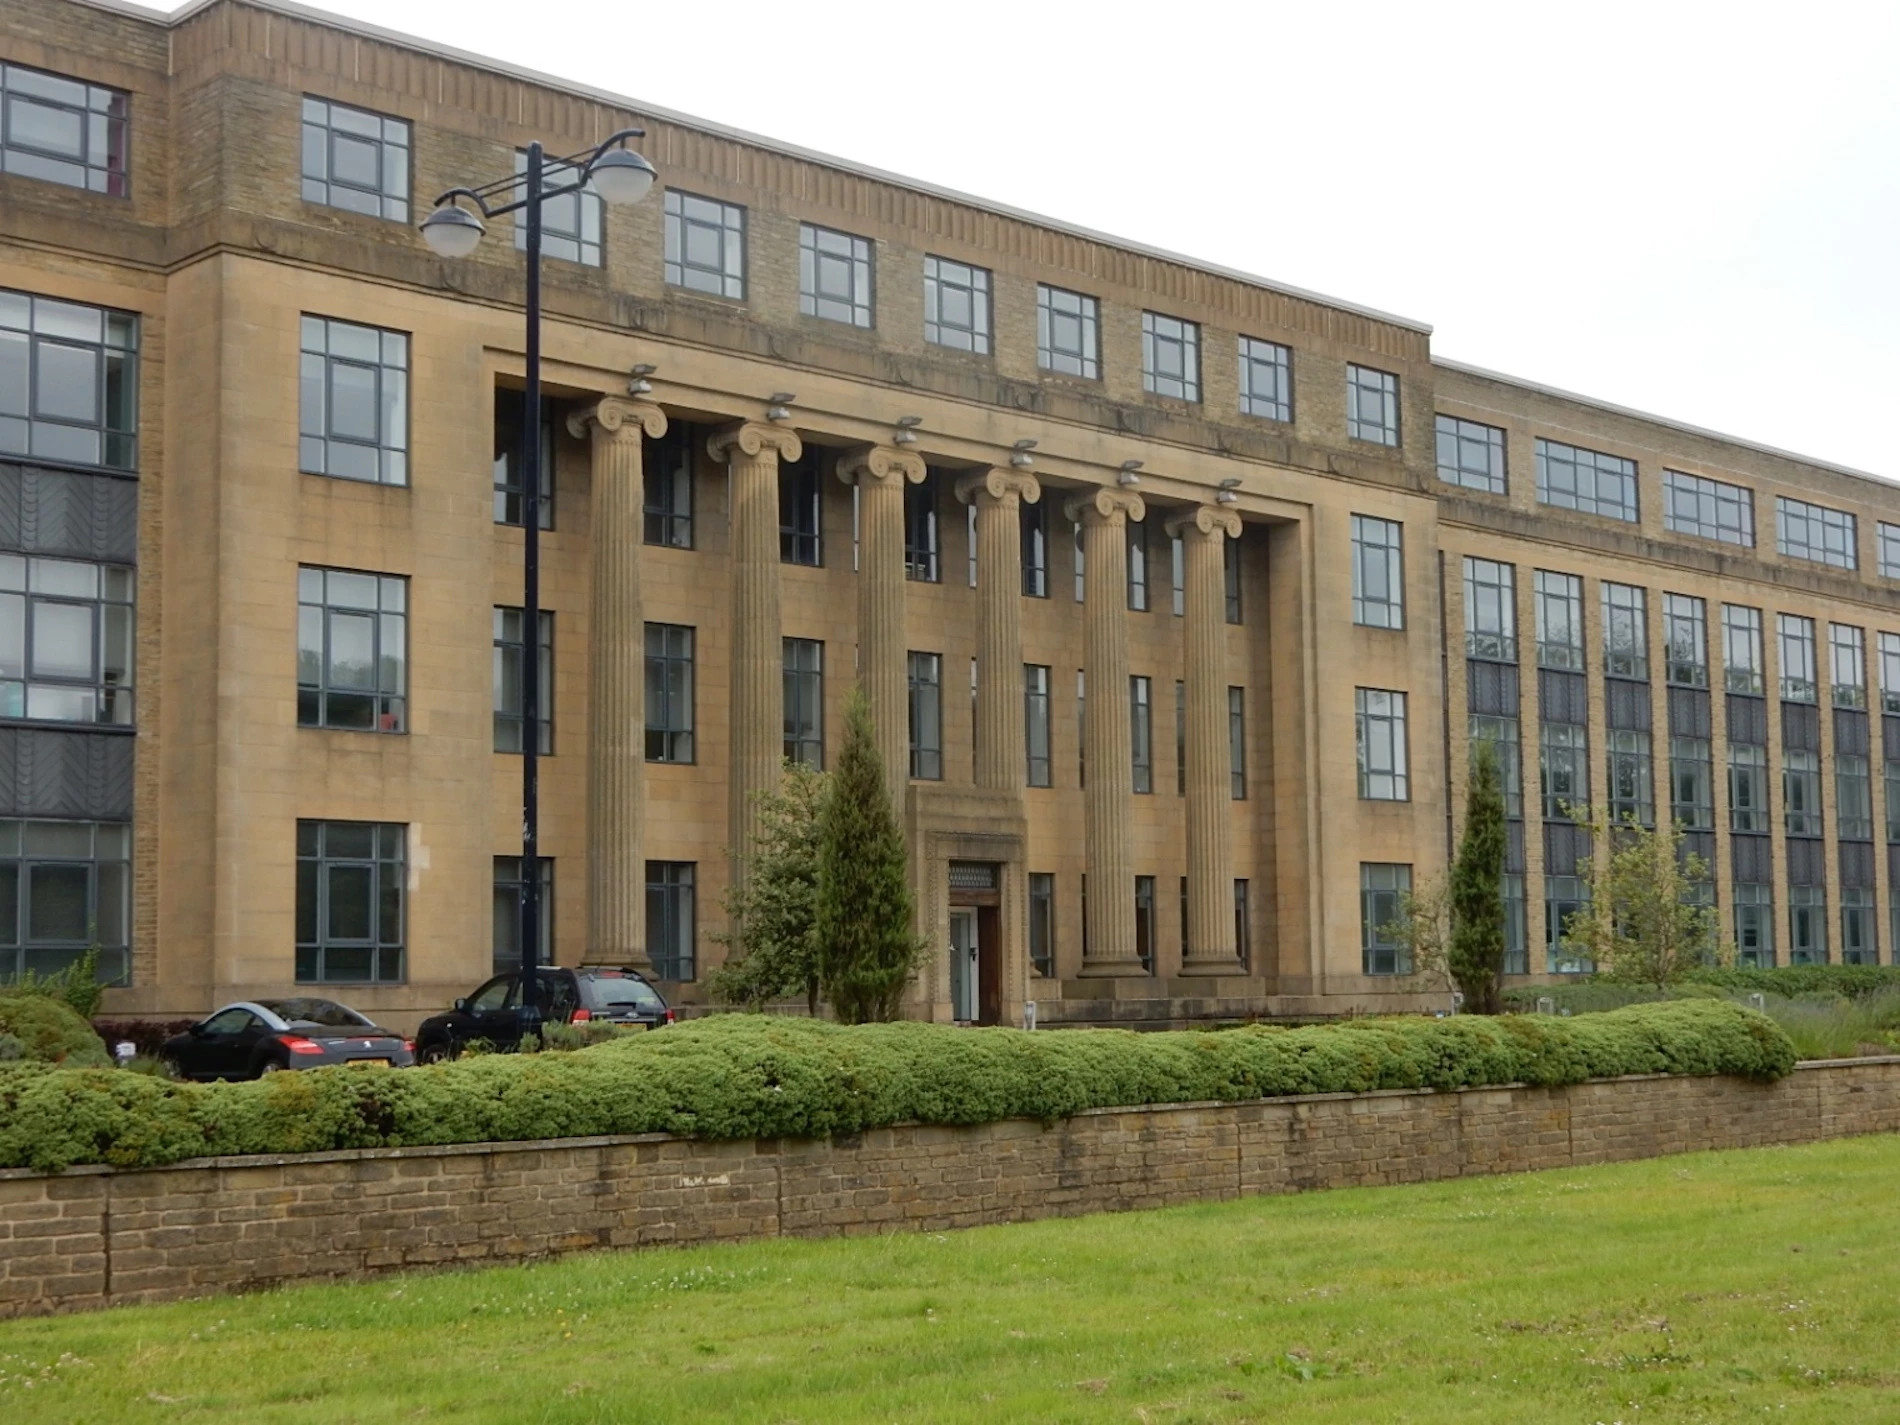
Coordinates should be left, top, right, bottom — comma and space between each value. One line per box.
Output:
415, 967, 673, 1062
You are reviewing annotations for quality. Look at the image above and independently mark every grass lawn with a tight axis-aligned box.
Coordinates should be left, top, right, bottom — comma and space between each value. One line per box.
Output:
3, 1136, 1897, 1423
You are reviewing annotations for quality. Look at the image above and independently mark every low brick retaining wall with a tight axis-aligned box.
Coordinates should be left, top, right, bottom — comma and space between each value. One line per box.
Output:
3, 1058, 1896, 1318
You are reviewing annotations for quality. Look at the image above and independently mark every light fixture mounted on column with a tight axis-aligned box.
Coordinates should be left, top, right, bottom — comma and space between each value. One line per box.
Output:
894, 414, 923, 446
627, 363, 657, 396
1216, 475, 1242, 506
766, 392, 797, 422
1011, 438, 1037, 469
1118, 459, 1143, 488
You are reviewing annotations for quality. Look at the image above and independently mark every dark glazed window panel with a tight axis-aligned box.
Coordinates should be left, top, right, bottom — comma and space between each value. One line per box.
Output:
663, 190, 745, 299
1361, 863, 1412, 974
783, 637, 824, 768
924, 256, 991, 354
0, 554, 135, 725
298, 567, 406, 733
642, 423, 695, 547
1662, 594, 1708, 687
492, 606, 553, 754
1346, 365, 1400, 446
645, 622, 695, 763
1663, 470, 1754, 547
1134, 875, 1156, 974
296, 820, 405, 983
1020, 499, 1048, 598
0, 819, 129, 983
799, 223, 874, 327
1229, 687, 1246, 800
905, 473, 941, 582
1788, 885, 1827, 964
1734, 883, 1775, 967
1141, 312, 1200, 401
300, 316, 408, 485
1728, 743, 1769, 834
514, 151, 601, 267
1130, 676, 1153, 794
1776, 496, 1857, 570
301, 97, 409, 222
1238, 337, 1292, 422
1434, 415, 1506, 493
1465, 558, 1517, 663
0, 289, 139, 470
1224, 536, 1242, 625
1350, 515, 1404, 629
1722, 604, 1765, 695
1036, 284, 1099, 378
1024, 664, 1052, 788
1535, 439, 1638, 522
646, 861, 697, 981
491, 856, 553, 974
1126, 518, 1149, 612
779, 452, 823, 566
908, 651, 943, 781
492, 388, 554, 528
1028, 872, 1055, 976
0, 63, 128, 197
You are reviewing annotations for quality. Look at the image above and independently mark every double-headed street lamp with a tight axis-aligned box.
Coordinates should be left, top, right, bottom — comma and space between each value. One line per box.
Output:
421, 131, 658, 1034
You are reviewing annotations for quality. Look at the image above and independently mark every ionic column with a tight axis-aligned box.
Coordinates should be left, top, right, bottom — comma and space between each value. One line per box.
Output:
1169, 504, 1244, 974
957, 468, 1042, 792
571, 397, 667, 967
709, 421, 804, 883
838, 446, 925, 798
1067, 486, 1146, 975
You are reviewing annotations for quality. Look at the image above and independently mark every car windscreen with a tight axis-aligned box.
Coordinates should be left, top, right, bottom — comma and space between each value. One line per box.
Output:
581, 976, 665, 1010
256, 998, 374, 1028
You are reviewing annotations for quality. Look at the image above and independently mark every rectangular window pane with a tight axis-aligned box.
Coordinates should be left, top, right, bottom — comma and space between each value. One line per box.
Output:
1238, 337, 1292, 422
663, 190, 746, 299
1776, 496, 1858, 570
1663, 470, 1754, 547
0, 287, 138, 471
514, 151, 602, 266
783, 637, 824, 768
1350, 514, 1404, 629
1028, 872, 1055, 976
1829, 623, 1866, 708
301, 315, 408, 485
1020, 500, 1048, 598
1535, 438, 1638, 522
1130, 675, 1152, 794
923, 255, 991, 354
1036, 284, 1099, 378
1662, 593, 1708, 687
1024, 664, 1051, 788
1229, 687, 1246, 800
1356, 688, 1409, 801
1778, 614, 1817, 703
905, 471, 941, 582
300, 567, 407, 733
1361, 863, 1413, 974
301, 96, 409, 222
1, 63, 129, 198
799, 223, 874, 327
779, 451, 823, 566
645, 861, 697, 981
1434, 414, 1506, 494
1602, 583, 1648, 681
1141, 312, 1200, 402
644, 622, 695, 763
908, 651, 943, 781
491, 855, 553, 973
1722, 605, 1764, 695
297, 819, 405, 983
1465, 558, 1517, 663
1346, 365, 1399, 446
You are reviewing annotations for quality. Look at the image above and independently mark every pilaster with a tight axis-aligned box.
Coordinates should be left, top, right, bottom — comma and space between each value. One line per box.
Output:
838, 445, 925, 798
957, 468, 1042, 793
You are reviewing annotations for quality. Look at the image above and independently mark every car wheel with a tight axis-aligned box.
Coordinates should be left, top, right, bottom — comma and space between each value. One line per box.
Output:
417, 1041, 456, 1065
258, 1060, 283, 1076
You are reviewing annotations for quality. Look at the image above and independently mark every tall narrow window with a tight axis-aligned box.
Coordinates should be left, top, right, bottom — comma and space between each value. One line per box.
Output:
492, 606, 552, 754
1841, 888, 1876, 965
1540, 722, 1589, 820
1723, 604, 1765, 695
644, 623, 694, 763
492, 856, 553, 973
0, 63, 129, 197
646, 862, 696, 980
1734, 883, 1774, 967
1788, 885, 1827, 964
298, 568, 406, 732
1776, 496, 1857, 570
1879, 523, 1900, 580
1037, 284, 1099, 378
1881, 631, 1900, 715
299, 316, 408, 485
1602, 583, 1648, 680
1729, 744, 1769, 833
1238, 337, 1292, 421
1778, 614, 1817, 703
0, 820, 130, 984
1141, 312, 1200, 401
1607, 729, 1654, 825
1837, 753, 1874, 840
1072, 521, 1086, 603
908, 651, 943, 780
1502, 873, 1527, 975
1126, 518, 1149, 611
515, 152, 601, 266
924, 256, 992, 353
296, 820, 405, 983
1361, 864, 1412, 974
1229, 687, 1246, 799
905, 472, 941, 582
783, 638, 824, 768
301, 97, 409, 221
1784, 749, 1822, 837
0, 555, 135, 725
1130, 676, 1153, 794
1224, 535, 1242, 624
1435, 415, 1506, 494
1175, 680, 1186, 796
799, 223, 874, 327
1830, 623, 1866, 708
1346, 365, 1400, 446
1024, 664, 1051, 787
1350, 515, 1404, 629
1470, 714, 1524, 818
642, 422, 694, 547
1465, 558, 1518, 662
1171, 535, 1185, 617
1028, 873, 1055, 976
1547, 876, 1591, 973
1662, 594, 1708, 687
1356, 688, 1409, 801
1234, 880, 1252, 968
0, 290, 139, 472
1134, 876, 1157, 974
493, 389, 555, 528
663, 190, 745, 299
1535, 438, 1638, 522
1534, 570, 1584, 671
779, 452, 823, 566
1669, 737, 1714, 831
1020, 500, 1048, 597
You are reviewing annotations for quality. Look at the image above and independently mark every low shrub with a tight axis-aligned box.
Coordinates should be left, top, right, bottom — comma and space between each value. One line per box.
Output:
92, 1018, 198, 1060
0, 993, 111, 1068
1500, 982, 1727, 1015
1681, 965, 1900, 1000
0, 1032, 23, 1062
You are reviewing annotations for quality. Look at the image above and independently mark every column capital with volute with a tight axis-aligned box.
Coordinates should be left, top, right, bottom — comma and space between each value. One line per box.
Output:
1164, 504, 1242, 541
707, 420, 803, 466
836, 444, 926, 486
955, 467, 1042, 507
568, 396, 667, 443
1064, 485, 1145, 528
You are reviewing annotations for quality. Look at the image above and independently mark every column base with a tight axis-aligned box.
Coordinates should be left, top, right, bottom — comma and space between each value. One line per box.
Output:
1075, 957, 1148, 978
1178, 955, 1245, 977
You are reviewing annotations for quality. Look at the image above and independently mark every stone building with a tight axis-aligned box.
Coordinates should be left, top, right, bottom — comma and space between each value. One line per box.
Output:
1, 0, 1895, 1029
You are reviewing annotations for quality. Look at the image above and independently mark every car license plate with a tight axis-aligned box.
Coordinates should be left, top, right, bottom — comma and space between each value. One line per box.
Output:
347, 1057, 393, 1067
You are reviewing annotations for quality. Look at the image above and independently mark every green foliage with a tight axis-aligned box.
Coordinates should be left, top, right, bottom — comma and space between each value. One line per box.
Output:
1447, 738, 1508, 1014
1562, 812, 1727, 989
1681, 964, 1900, 999
0, 1031, 23, 1062
706, 760, 827, 1014
1500, 981, 1728, 1015
0, 1001, 1794, 1174
1, 945, 106, 1020
0, 992, 111, 1067
814, 688, 927, 1023
528, 1021, 644, 1052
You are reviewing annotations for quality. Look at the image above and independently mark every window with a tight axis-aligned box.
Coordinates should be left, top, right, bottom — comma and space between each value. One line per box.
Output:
1229, 687, 1246, 800
300, 97, 408, 221
779, 452, 823, 566
1224, 535, 1242, 625
1134, 876, 1157, 974
1602, 583, 1648, 680
1880, 522, 1900, 580
491, 856, 552, 974
1830, 623, 1866, 708
1234, 880, 1252, 969
1126, 518, 1149, 612
1502, 873, 1528, 975
1533, 570, 1583, 671
0, 820, 129, 983
646, 862, 696, 980
0, 555, 133, 725
515, 151, 600, 266
492, 389, 554, 528
1465, 558, 1518, 662
663, 190, 745, 299
1130, 676, 1153, 794
1170, 535, 1185, 617
1356, 688, 1409, 801
1470, 714, 1524, 819
299, 316, 407, 485
1776, 496, 1857, 570
1607, 729, 1654, 826
492, 606, 552, 754
1535, 438, 1638, 523
1024, 664, 1051, 787
1784, 748, 1822, 837
905, 473, 940, 582
1350, 515, 1404, 629
0, 63, 127, 196
1346, 364, 1399, 446
924, 256, 991, 353
1175, 681, 1186, 796
296, 820, 404, 983
1029, 872, 1055, 976
1841, 888, 1876, 965
1729, 744, 1769, 833
645, 623, 694, 763
1141, 312, 1200, 401
1662, 594, 1708, 687
1541, 722, 1589, 820
298, 568, 405, 732
783, 638, 824, 768
643, 423, 694, 547
1734, 884, 1775, 968
1778, 614, 1817, 703
1882, 633, 1900, 715
1072, 521, 1085, 603
1434, 415, 1506, 494
1837, 754, 1873, 840
1076, 669, 1086, 786
1662, 470, 1754, 547
1788, 885, 1827, 965
1669, 737, 1713, 831
908, 652, 942, 780
1238, 337, 1292, 421
1723, 604, 1764, 695
1021, 501, 1048, 598
799, 223, 873, 327
1361, 863, 1412, 974
1037, 284, 1099, 378
1546, 875, 1591, 973
0, 289, 138, 470
1888, 757, 1900, 842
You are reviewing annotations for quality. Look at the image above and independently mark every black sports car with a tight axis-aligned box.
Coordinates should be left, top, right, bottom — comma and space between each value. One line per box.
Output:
161, 998, 414, 1080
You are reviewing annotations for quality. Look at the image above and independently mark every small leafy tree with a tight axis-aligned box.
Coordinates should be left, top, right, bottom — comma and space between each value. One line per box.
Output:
706, 760, 827, 1014
1560, 809, 1729, 990
1381, 873, 1452, 992
814, 687, 928, 1023
1447, 739, 1508, 1014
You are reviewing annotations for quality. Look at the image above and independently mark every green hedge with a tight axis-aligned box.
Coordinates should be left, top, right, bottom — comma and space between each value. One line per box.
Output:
0, 993, 111, 1068
1681, 965, 1900, 999
0, 1001, 1796, 1174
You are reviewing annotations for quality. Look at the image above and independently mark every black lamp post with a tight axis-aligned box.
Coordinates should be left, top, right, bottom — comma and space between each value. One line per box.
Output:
420, 131, 657, 1034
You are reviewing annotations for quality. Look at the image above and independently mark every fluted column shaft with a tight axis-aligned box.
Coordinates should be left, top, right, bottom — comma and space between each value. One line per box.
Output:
573, 398, 666, 966
1172, 506, 1244, 972
840, 447, 924, 798
710, 421, 803, 883
1069, 487, 1146, 975
959, 469, 1041, 791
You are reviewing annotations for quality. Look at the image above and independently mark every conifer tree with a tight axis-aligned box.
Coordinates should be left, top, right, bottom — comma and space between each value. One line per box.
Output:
706, 760, 827, 1014
1447, 737, 1508, 1014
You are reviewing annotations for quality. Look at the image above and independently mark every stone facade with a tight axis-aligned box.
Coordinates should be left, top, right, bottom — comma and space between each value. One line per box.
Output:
1, 0, 1898, 1027
1, 1057, 1896, 1319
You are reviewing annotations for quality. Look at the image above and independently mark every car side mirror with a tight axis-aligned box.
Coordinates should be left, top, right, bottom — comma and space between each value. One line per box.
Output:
453, 998, 468, 1011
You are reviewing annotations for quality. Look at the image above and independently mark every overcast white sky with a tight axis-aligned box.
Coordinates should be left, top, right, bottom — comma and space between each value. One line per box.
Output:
172, 0, 1900, 478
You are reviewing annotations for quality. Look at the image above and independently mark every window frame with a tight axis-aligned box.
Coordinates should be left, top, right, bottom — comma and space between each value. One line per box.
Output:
491, 855, 553, 974
0, 62, 129, 198
514, 150, 601, 267
1776, 495, 1858, 571
492, 605, 553, 755
644, 622, 695, 764
1345, 364, 1400, 446
1355, 687, 1410, 801
0, 554, 135, 727
1350, 514, 1405, 630
1036, 284, 1100, 379
1722, 604, 1765, 695
799, 222, 874, 327
642, 422, 695, 548
0, 819, 130, 985
1465, 557, 1518, 663
1141, 311, 1200, 402
1662, 469, 1754, 547
296, 819, 406, 984
782, 637, 825, 769
1601, 582, 1649, 681
1130, 675, 1153, 794
1237, 336, 1292, 422
297, 566, 407, 734
300, 96, 410, 222
1434, 414, 1506, 494
663, 189, 746, 300
645, 861, 697, 981
1829, 623, 1866, 709
1662, 593, 1708, 688
1778, 613, 1817, 703
905, 472, 941, 583
299, 315, 409, 486
908, 650, 943, 781
1535, 437, 1638, 523
1360, 863, 1413, 975
923, 255, 992, 354
1024, 663, 1052, 788
0, 287, 140, 472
